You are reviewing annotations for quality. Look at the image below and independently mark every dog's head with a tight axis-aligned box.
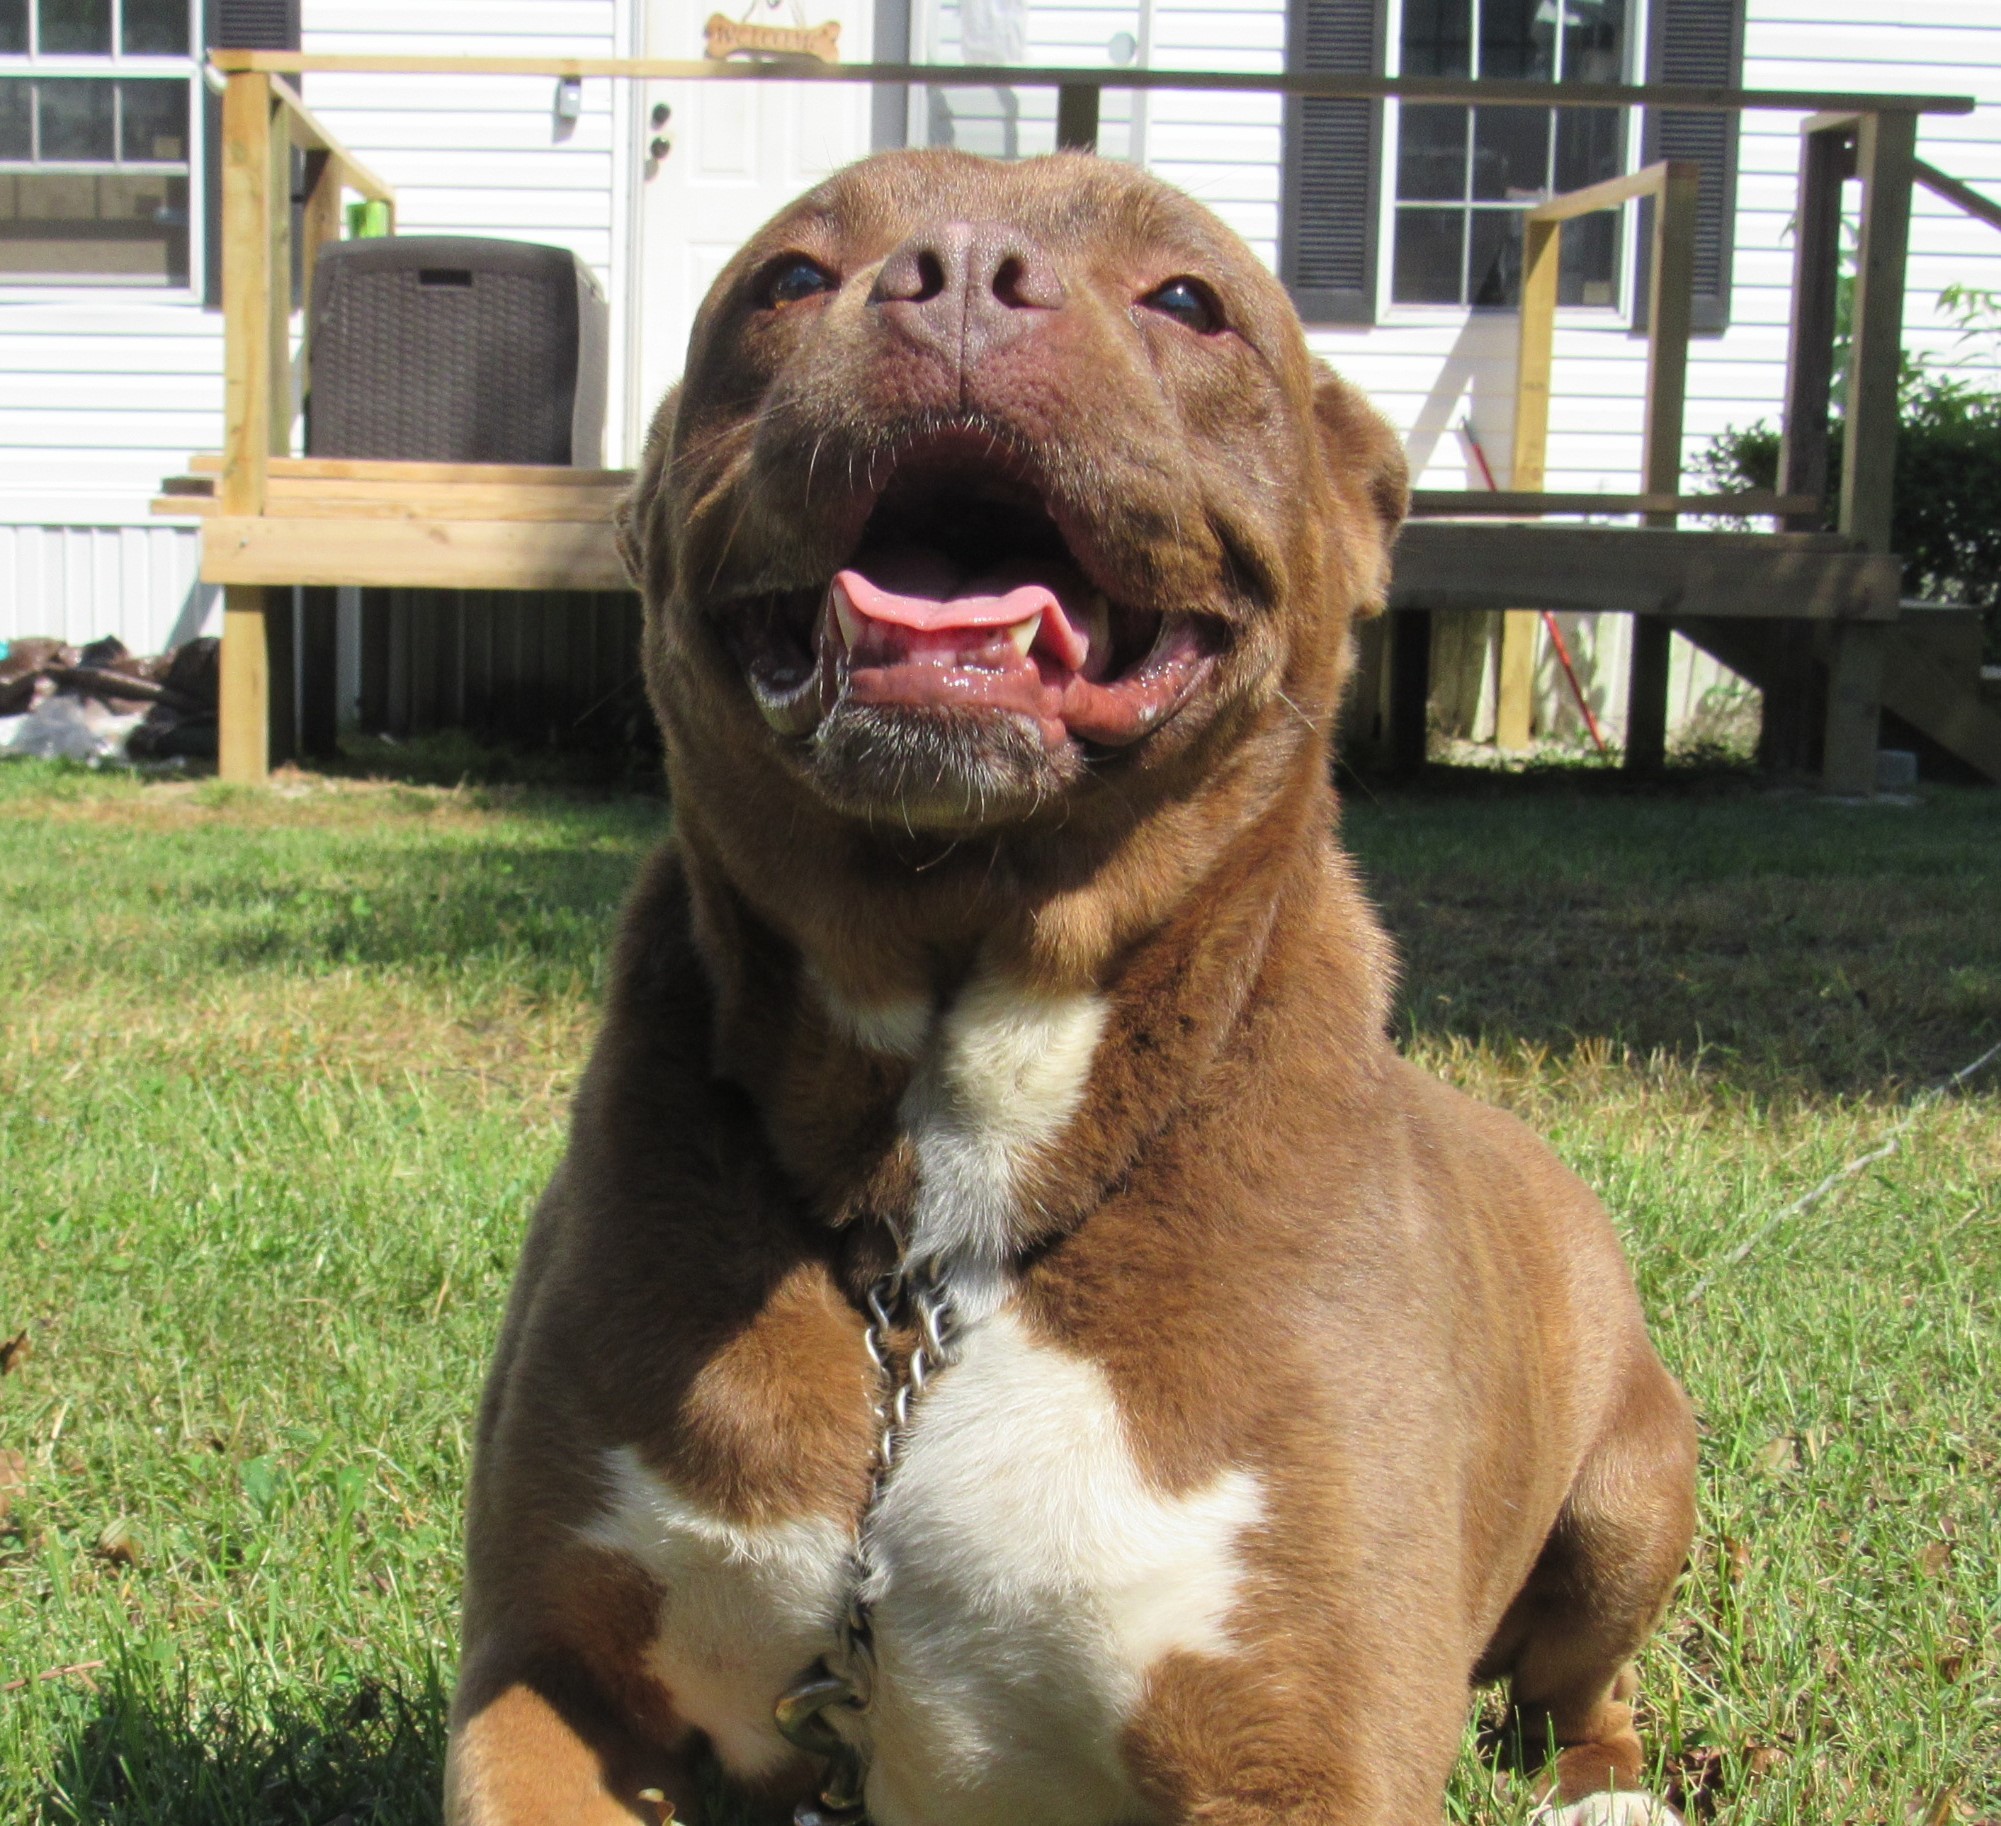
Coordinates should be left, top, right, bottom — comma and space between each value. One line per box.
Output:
621, 149, 1405, 839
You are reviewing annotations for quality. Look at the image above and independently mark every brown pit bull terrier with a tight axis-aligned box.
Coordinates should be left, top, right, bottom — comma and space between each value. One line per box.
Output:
445, 148, 1698, 1826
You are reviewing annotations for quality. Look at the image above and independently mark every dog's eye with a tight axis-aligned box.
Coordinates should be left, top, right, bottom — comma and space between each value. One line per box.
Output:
762, 257, 836, 309
1142, 277, 1224, 334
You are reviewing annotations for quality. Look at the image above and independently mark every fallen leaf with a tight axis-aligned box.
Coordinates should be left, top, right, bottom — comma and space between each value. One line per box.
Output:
0, 1448, 26, 1525
1920, 1539, 1955, 1577
1936, 1652, 1965, 1683
95, 1519, 142, 1568
1745, 1743, 1789, 1776
1752, 1435, 1798, 1476
1910, 1788, 1959, 1826
0, 1329, 27, 1375
1724, 1536, 1753, 1584
1664, 1743, 1728, 1819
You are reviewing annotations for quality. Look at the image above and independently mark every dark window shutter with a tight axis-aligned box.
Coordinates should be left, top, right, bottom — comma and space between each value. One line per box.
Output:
1281, 0, 1385, 325
202, 0, 302, 307
212, 0, 300, 48
1636, 0, 1742, 333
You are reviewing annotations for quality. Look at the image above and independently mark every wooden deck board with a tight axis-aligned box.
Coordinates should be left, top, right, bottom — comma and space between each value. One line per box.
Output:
191, 507, 1896, 626
202, 516, 631, 592
1389, 524, 1900, 622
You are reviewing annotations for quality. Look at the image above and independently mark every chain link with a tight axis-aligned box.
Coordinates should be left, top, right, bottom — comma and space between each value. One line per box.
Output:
773, 1263, 961, 1826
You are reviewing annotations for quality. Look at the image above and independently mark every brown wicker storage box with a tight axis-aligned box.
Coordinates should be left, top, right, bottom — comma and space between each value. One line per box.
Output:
306, 236, 608, 465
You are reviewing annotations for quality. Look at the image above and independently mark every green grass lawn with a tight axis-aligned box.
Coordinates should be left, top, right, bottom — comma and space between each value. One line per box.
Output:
1, 759, 1996, 1824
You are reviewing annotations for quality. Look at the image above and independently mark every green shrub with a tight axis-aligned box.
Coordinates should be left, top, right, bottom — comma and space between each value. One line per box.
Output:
1696, 371, 2001, 660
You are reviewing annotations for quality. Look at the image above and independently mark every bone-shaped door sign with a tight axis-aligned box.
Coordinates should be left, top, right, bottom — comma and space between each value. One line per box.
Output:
703, 14, 842, 61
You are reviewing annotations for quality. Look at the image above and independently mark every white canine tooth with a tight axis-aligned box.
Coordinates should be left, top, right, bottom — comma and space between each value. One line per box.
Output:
831, 584, 865, 651
1079, 592, 1111, 665
1005, 610, 1042, 657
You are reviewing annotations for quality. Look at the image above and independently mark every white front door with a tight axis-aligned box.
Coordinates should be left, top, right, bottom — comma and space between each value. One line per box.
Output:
631, 0, 880, 440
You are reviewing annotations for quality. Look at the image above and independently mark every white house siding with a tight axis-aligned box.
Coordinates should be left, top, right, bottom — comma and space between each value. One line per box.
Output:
3, 0, 1996, 742
1112, 0, 2001, 741
0, 0, 634, 650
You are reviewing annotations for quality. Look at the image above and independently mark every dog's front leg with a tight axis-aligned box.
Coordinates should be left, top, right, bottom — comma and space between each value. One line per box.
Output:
446, 1646, 704, 1826
1123, 1654, 1462, 1826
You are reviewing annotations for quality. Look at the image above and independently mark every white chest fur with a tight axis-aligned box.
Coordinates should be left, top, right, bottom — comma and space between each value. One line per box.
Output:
586, 1315, 1262, 1826
859, 1309, 1265, 1826
581, 967, 1259, 1819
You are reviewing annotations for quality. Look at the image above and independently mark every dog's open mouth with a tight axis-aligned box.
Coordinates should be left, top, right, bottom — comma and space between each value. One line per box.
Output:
726, 448, 1221, 750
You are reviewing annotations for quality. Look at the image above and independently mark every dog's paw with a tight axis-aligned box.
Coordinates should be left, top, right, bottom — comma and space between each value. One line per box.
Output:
1535, 1794, 1682, 1826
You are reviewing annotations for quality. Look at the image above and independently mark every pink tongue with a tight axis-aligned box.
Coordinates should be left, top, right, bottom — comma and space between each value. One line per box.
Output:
833, 554, 1090, 672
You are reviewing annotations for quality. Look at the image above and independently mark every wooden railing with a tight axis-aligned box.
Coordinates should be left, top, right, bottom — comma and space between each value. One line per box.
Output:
1491, 159, 1701, 758
192, 53, 1974, 786
219, 71, 394, 524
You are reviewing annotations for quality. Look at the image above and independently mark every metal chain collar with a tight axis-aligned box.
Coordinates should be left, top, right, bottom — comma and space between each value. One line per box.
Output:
773, 1263, 962, 1826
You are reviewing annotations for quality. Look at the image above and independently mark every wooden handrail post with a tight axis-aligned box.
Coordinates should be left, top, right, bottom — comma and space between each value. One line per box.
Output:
1496, 213, 1561, 751
1624, 157, 1700, 775
1778, 120, 1854, 530
1765, 117, 1855, 774
1839, 110, 1915, 556
218, 69, 276, 785
1822, 107, 1915, 796
1639, 161, 1699, 523
269, 108, 294, 457
220, 70, 274, 518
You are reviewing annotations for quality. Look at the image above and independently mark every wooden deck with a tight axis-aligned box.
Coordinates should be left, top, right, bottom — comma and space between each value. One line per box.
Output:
161, 52, 1997, 793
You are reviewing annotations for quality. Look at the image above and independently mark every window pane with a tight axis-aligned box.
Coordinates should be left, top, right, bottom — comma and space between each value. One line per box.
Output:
0, 0, 27, 55
1401, 0, 1470, 78
1553, 104, 1621, 193
1393, 206, 1464, 304
122, 0, 189, 53
1478, 0, 1554, 81
1399, 104, 1467, 202
0, 170, 189, 281
1560, 0, 1625, 82
38, 0, 111, 54
1558, 211, 1617, 306
119, 79, 186, 161
0, 79, 29, 159
1468, 208, 1523, 306
38, 78, 115, 160
1472, 105, 1548, 200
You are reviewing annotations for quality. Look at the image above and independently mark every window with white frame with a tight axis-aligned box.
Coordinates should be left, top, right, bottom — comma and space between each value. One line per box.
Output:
1280, 0, 1743, 328
1390, 0, 1626, 308
0, 0, 197, 285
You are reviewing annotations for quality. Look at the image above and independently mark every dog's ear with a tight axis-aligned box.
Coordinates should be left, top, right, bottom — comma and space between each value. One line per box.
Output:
613, 384, 680, 598
1309, 363, 1409, 618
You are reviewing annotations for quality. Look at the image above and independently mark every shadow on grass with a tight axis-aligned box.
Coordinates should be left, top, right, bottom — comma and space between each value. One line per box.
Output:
199, 839, 651, 989
323, 730, 667, 797
39, 1666, 447, 1826
1343, 765, 2001, 1097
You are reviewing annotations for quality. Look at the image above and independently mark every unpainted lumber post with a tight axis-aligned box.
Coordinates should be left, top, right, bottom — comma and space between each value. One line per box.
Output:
1824, 108, 1916, 795
299, 149, 341, 395
1056, 84, 1100, 151
220, 587, 272, 784
218, 70, 276, 785
268, 104, 295, 459
1498, 214, 1560, 751
1769, 117, 1855, 773
1624, 159, 1699, 775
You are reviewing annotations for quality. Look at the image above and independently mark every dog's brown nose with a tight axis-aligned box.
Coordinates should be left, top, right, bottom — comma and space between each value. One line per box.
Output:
869, 220, 1066, 367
